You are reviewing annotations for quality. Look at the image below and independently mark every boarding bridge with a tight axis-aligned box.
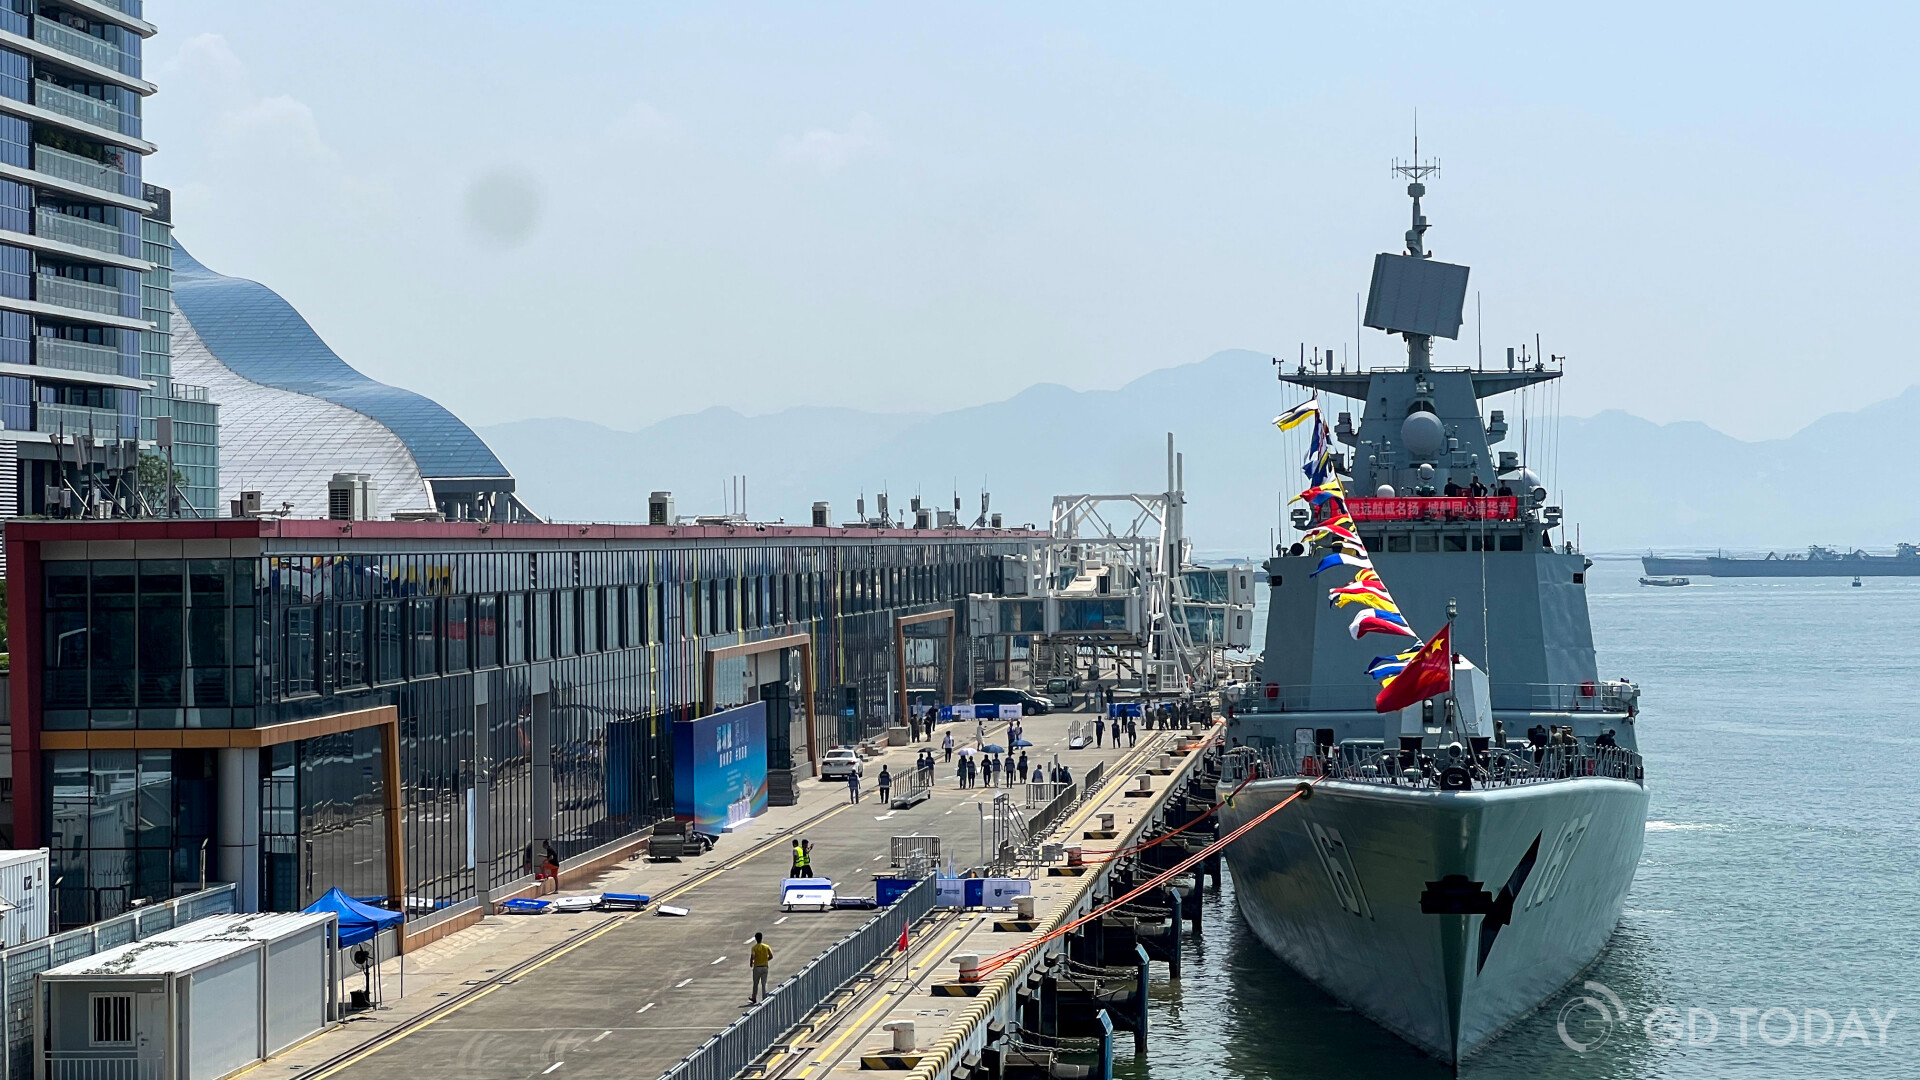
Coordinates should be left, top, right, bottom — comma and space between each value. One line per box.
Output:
965, 435, 1255, 695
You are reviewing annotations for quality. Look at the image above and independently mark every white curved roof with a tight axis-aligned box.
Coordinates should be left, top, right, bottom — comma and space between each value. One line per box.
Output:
170, 307, 434, 519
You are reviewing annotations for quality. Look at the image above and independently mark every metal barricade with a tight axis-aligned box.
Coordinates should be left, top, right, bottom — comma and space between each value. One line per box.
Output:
889, 835, 942, 869
655, 877, 936, 1080
1026, 783, 1079, 840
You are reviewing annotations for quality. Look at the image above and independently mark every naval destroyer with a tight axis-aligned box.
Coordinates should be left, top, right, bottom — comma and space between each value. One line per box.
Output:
1221, 162, 1649, 1064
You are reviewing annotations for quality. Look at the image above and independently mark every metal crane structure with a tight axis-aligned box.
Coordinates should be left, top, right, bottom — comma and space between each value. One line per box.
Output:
968, 435, 1254, 697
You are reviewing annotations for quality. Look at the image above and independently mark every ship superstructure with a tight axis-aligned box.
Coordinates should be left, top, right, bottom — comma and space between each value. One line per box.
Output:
1220, 160, 1650, 1064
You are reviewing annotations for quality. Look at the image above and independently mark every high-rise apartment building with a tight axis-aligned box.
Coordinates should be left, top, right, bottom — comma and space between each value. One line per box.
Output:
0, 0, 217, 517
139, 184, 218, 515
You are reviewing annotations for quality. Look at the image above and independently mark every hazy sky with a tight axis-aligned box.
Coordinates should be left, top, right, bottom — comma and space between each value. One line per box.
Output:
145, 2, 1919, 441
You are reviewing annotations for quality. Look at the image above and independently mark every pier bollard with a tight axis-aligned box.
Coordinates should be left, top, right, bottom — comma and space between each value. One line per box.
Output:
884, 1020, 916, 1051
1015, 894, 1037, 920
1158, 754, 1172, 773
954, 953, 983, 982
1098, 812, 1115, 832
1066, 845, 1084, 867
1133, 773, 1152, 795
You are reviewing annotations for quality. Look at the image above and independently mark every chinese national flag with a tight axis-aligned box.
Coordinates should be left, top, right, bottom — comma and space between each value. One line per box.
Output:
1374, 623, 1454, 713
898, 925, 909, 953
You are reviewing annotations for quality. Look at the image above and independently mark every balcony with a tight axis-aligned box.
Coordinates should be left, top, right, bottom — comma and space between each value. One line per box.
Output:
34, 16, 140, 77
34, 78, 136, 136
35, 335, 122, 375
36, 206, 126, 255
37, 272, 127, 316
92, 0, 144, 18
33, 143, 139, 198
35, 400, 120, 436
171, 380, 209, 402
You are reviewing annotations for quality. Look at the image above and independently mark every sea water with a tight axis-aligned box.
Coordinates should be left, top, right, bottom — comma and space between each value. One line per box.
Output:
1123, 556, 1919, 1078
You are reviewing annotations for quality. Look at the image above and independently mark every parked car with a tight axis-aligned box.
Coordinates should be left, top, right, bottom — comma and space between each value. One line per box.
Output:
972, 686, 1051, 715
819, 747, 864, 781
1044, 677, 1075, 708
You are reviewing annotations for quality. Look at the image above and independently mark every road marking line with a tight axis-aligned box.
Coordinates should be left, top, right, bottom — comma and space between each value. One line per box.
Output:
794, 982, 896, 1078
711, 956, 727, 965
675, 978, 693, 988
592, 1031, 612, 1042
304, 789, 893, 1079
636, 1003, 655, 1014
543, 1063, 564, 1074
774, 916, 789, 925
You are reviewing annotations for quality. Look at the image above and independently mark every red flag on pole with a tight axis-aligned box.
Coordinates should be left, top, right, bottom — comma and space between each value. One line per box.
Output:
1374, 623, 1454, 713
898, 925, 909, 953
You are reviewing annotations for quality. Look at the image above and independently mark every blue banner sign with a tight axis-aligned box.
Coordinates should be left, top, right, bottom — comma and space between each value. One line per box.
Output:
673, 701, 768, 835
1107, 703, 1143, 718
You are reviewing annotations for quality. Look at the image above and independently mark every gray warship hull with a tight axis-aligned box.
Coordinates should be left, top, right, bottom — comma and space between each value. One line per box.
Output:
1221, 774, 1648, 1063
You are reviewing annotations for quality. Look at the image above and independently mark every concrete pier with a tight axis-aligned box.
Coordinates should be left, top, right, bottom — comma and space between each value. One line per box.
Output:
745, 726, 1219, 1080
282, 710, 1170, 1080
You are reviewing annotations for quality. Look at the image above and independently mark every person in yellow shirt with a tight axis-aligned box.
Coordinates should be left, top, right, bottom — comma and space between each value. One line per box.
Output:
749, 932, 774, 1003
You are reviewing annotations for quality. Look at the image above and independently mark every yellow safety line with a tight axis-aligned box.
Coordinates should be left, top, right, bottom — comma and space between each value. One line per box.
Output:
772, 920, 965, 1080
895, 723, 1220, 1080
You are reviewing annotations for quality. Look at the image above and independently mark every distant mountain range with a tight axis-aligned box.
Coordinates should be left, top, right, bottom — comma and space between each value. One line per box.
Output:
479, 350, 1920, 557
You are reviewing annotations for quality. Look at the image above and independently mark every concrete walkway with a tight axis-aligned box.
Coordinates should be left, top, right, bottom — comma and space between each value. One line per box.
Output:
275, 708, 1146, 1080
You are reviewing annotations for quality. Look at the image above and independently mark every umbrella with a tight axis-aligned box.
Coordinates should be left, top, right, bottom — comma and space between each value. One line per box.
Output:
983, 744, 1007, 755
1010, 738, 1033, 748
957, 747, 977, 756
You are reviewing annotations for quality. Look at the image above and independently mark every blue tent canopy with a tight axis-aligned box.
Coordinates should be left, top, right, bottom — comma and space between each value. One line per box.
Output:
304, 887, 403, 947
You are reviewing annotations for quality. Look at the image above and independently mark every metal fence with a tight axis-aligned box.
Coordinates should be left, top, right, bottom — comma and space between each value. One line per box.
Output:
1, 884, 239, 1079
46, 1051, 167, 1080
1026, 782, 1079, 840
656, 877, 936, 1080
1080, 760, 1107, 799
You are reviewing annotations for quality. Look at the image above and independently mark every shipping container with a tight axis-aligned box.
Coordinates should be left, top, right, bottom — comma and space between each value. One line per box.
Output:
35, 910, 336, 1080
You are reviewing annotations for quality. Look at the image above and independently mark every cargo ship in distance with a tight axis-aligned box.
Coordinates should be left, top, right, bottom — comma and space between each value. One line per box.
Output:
1642, 543, 1920, 577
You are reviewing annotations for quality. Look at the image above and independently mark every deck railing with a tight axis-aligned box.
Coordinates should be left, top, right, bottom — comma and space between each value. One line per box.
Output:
1225, 740, 1644, 790
1247, 681, 1638, 715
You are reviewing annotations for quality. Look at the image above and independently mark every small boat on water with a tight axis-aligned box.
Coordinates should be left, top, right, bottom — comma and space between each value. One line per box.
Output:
1638, 576, 1689, 587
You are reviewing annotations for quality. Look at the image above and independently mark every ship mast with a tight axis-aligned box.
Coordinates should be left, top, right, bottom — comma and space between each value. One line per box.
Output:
1390, 129, 1441, 373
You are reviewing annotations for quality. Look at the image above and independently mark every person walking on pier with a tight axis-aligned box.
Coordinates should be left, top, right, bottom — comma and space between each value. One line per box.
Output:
942, 730, 955, 763
846, 768, 862, 804
878, 765, 893, 805
1018, 752, 1030, 783
748, 933, 773, 1003
1093, 716, 1105, 748
1126, 716, 1138, 747
790, 838, 810, 877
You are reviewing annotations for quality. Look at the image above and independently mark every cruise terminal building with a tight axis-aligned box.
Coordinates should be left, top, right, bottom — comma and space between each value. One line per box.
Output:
7, 515, 1028, 935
